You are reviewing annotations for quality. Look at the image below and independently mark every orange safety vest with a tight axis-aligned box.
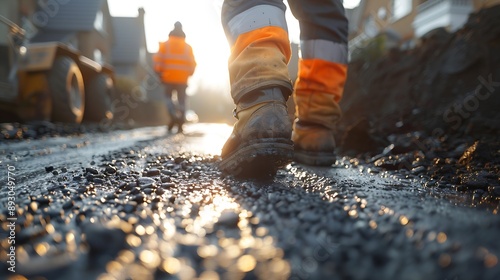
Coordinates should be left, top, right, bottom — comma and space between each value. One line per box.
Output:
154, 36, 196, 85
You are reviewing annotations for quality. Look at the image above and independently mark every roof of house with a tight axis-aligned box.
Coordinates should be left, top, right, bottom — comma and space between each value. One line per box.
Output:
111, 16, 145, 64
34, 0, 102, 31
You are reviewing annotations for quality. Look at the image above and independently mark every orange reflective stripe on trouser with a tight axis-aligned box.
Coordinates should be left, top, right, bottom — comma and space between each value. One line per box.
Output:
225, 4, 292, 103
229, 26, 292, 103
295, 39, 348, 103
295, 59, 347, 103
231, 26, 291, 64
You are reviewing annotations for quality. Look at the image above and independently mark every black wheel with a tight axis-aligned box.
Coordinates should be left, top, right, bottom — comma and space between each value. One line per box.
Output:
48, 57, 85, 123
83, 73, 114, 122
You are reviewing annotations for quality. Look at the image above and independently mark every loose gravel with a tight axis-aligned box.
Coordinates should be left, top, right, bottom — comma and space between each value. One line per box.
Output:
1, 126, 499, 280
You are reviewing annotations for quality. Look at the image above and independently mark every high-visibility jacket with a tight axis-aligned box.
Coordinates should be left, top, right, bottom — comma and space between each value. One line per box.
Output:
154, 36, 196, 85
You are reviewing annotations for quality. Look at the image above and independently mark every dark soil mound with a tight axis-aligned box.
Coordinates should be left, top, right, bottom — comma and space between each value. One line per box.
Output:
336, 5, 500, 204
338, 5, 500, 155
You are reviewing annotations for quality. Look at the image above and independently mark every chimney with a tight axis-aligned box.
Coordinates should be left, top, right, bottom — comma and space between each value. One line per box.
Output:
138, 7, 145, 19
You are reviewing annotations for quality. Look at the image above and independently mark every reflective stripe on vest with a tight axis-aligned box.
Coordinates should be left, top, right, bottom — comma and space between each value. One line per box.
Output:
226, 5, 287, 45
156, 43, 192, 71
158, 44, 191, 61
156, 64, 193, 71
300, 39, 348, 65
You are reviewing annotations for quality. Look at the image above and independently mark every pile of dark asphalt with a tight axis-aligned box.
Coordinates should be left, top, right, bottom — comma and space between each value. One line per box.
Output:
1, 131, 499, 280
335, 5, 500, 211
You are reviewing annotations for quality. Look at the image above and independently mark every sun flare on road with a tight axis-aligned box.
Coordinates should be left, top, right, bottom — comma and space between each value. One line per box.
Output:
182, 123, 233, 156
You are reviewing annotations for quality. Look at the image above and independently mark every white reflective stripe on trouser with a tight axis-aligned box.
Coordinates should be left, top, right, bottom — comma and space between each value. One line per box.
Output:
226, 4, 287, 45
300, 39, 348, 65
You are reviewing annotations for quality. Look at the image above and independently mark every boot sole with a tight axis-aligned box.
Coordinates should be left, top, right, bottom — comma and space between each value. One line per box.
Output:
219, 138, 293, 178
294, 150, 336, 166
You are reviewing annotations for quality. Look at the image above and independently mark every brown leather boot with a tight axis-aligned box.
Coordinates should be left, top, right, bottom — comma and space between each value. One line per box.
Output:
292, 93, 342, 166
219, 88, 293, 178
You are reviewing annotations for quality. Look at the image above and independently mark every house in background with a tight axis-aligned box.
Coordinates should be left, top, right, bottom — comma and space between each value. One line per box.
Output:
1, 0, 44, 85
1, 0, 114, 102
110, 8, 150, 83
26, 0, 114, 64
347, 0, 419, 55
110, 8, 169, 127
348, 0, 500, 55
27, 0, 114, 65
413, 0, 500, 37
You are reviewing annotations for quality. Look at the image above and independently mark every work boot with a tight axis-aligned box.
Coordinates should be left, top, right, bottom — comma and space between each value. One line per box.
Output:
219, 88, 293, 178
292, 92, 342, 166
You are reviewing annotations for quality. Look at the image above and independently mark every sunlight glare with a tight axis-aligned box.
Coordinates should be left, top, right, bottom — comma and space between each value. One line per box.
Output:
108, 0, 230, 91
344, 0, 362, 9
107, 0, 359, 96
183, 123, 232, 155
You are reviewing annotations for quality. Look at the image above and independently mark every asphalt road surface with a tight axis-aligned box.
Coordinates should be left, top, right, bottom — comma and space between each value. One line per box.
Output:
1, 123, 499, 280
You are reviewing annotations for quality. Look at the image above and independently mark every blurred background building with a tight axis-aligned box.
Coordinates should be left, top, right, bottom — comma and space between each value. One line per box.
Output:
347, 0, 500, 57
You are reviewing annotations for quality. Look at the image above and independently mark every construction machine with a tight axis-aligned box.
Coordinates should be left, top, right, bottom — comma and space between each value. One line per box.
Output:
0, 14, 114, 124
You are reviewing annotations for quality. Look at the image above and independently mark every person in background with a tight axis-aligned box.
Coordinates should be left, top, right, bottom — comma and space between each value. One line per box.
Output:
219, 0, 348, 177
154, 21, 196, 133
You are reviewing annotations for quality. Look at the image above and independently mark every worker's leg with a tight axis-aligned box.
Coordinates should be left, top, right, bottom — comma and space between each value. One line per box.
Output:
164, 83, 177, 132
219, 0, 293, 177
174, 84, 188, 133
288, 0, 348, 166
